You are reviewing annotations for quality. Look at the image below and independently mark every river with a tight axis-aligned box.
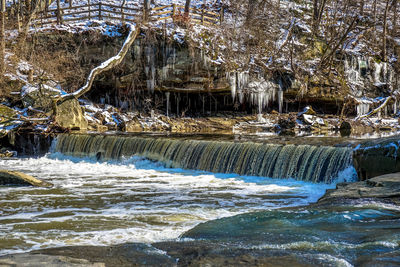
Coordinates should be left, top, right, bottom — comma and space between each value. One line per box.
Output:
0, 134, 399, 266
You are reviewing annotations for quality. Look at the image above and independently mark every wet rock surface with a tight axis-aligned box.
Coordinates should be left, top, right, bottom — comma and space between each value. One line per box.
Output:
0, 241, 344, 267
29, 243, 176, 267
0, 170, 53, 187
317, 172, 400, 205
0, 253, 104, 267
353, 136, 400, 180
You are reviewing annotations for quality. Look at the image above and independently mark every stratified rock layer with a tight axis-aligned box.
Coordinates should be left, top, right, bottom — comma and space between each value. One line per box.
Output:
318, 172, 400, 204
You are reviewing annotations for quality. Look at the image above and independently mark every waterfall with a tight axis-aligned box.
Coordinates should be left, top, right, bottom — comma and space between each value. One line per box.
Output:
54, 134, 355, 183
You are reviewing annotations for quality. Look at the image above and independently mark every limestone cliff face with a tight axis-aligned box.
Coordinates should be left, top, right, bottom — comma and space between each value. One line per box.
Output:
31, 28, 399, 116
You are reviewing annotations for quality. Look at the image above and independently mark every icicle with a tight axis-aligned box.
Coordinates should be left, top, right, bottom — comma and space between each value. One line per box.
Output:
356, 103, 370, 116
161, 66, 169, 81
374, 62, 382, 84
228, 72, 236, 101
382, 63, 387, 83
145, 45, 156, 93
278, 90, 283, 113
172, 47, 176, 71
238, 90, 244, 104
166, 92, 170, 117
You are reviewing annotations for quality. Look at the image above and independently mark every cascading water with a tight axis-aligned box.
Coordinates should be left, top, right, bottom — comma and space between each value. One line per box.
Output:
54, 134, 355, 183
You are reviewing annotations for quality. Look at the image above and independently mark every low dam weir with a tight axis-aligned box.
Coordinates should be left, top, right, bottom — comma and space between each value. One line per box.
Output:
54, 134, 354, 183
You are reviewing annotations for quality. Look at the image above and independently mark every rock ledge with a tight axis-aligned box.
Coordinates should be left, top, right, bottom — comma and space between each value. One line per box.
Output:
318, 172, 400, 204
0, 170, 53, 187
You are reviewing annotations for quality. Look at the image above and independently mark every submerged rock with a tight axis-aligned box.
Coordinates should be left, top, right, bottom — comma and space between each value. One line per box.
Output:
0, 170, 52, 187
317, 172, 400, 205
30, 243, 176, 267
0, 254, 103, 267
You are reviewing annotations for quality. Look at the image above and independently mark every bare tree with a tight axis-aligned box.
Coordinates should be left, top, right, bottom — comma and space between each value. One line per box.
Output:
382, 0, 391, 61
0, 0, 5, 75
312, 0, 327, 35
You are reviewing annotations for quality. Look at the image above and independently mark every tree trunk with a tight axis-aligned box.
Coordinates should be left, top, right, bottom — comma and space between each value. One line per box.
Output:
0, 0, 5, 76
184, 0, 191, 15
61, 24, 140, 100
359, 0, 364, 16
382, 0, 390, 61
393, 0, 398, 37
143, 0, 150, 22
17, 0, 42, 50
312, 0, 326, 36
246, 0, 256, 23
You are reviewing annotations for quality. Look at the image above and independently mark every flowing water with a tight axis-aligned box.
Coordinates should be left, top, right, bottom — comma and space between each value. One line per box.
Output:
0, 153, 336, 256
1, 134, 399, 265
183, 202, 400, 266
55, 134, 354, 183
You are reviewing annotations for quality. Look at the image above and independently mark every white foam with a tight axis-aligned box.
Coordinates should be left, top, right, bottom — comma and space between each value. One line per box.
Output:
0, 155, 336, 255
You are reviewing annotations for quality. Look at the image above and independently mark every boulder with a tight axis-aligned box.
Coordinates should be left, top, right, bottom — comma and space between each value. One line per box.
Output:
21, 84, 62, 111
339, 121, 351, 136
55, 98, 88, 131
124, 117, 143, 132
276, 115, 296, 135
0, 104, 17, 120
0, 170, 52, 187
297, 106, 316, 116
302, 114, 326, 126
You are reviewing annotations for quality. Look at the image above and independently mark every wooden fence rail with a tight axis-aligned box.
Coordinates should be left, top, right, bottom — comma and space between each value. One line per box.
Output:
34, 2, 223, 27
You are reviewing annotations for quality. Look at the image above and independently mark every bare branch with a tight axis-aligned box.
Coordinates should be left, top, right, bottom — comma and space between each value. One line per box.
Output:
61, 24, 140, 101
